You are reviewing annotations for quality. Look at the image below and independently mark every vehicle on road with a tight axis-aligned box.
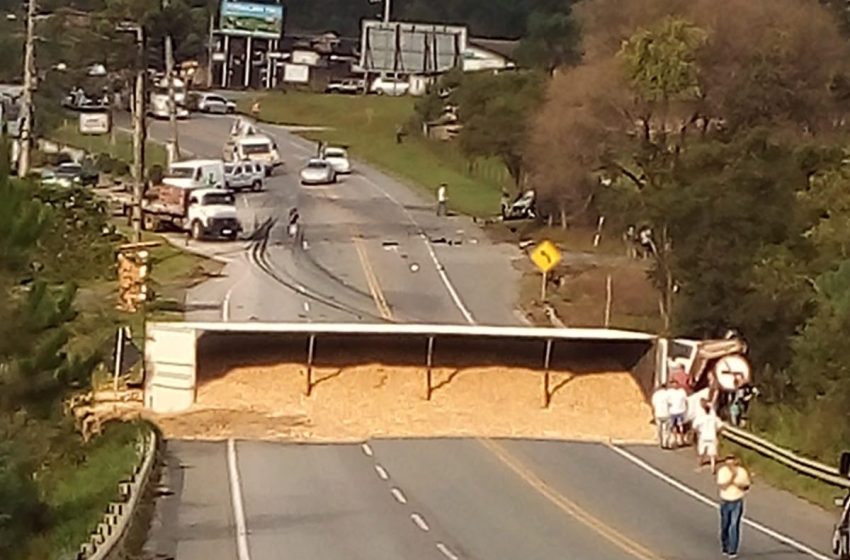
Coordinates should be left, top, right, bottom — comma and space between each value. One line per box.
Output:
370, 76, 410, 96
190, 92, 237, 114
326, 78, 366, 95
321, 146, 351, 174
149, 77, 190, 120
300, 159, 336, 185
40, 168, 73, 188
55, 161, 99, 186
164, 159, 226, 190
224, 134, 282, 175
143, 184, 241, 240
224, 161, 265, 192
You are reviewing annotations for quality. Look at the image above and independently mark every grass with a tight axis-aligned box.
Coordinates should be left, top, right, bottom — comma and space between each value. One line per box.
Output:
241, 91, 509, 217
48, 120, 168, 170
23, 422, 149, 559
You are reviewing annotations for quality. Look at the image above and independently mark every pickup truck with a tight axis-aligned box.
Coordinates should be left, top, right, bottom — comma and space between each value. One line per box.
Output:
142, 184, 241, 241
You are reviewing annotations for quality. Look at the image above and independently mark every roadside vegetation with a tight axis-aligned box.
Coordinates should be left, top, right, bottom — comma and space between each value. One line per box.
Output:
48, 120, 168, 173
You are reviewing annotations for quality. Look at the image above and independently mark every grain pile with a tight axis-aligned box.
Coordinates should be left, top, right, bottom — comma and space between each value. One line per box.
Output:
153, 361, 655, 443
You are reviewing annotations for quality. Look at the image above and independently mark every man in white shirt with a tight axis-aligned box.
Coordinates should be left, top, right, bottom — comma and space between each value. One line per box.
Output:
436, 183, 448, 216
651, 383, 672, 449
666, 384, 689, 447
693, 399, 722, 473
717, 456, 751, 558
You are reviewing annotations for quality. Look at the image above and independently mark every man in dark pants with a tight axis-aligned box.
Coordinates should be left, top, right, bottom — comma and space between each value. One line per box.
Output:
717, 455, 751, 558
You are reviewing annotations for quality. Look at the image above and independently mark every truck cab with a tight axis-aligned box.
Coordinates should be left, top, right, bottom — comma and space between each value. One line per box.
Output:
224, 134, 281, 176
186, 189, 241, 240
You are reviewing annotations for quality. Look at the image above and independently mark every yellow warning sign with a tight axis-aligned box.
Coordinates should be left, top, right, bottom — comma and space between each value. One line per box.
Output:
530, 240, 562, 274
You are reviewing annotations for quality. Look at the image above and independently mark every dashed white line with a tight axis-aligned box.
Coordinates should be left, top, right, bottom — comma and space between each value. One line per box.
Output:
374, 464, 389, 480
436, 542, 460, 560
361, 442, 374, 457
410, 513, 430, 532
607, 444, 832, 560
391, 487, 408, 504
226, 439, 252, 560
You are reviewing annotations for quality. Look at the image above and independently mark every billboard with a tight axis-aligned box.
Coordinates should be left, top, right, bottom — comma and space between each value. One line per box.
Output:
79, 112, 111, 135
219, 1, 284, 39
360, 21, 467, 74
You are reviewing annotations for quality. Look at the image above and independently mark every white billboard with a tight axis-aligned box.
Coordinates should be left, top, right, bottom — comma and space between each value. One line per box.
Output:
283, 63, 310, 84
79, 112, 111, 135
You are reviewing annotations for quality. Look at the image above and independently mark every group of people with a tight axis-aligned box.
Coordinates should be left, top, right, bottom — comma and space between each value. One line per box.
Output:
623, 225, 656, 259
652, 362, 754, 558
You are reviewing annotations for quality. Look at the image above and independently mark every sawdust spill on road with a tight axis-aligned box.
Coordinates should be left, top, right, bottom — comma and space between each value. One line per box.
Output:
153, 362, 655, 443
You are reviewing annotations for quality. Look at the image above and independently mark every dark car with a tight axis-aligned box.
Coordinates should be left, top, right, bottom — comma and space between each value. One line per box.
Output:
326, 78, 366, 95
55, 162, 99, 187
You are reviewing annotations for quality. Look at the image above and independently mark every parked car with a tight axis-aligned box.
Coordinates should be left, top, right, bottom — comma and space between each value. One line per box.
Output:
56, 161, 99, 186
326, 78, 366, 95
321, 146, 351, 174
40, 168, 73, 188
224, 161, 265, 192
370, 76, 410, 96
299, 159, 336, 185
193, 92, 237, 114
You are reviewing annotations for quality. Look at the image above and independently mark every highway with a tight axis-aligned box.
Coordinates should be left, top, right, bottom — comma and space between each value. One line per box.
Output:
141, 114, 837, 559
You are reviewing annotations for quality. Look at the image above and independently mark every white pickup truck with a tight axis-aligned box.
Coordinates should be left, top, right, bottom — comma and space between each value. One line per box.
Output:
224, 161, 265, 192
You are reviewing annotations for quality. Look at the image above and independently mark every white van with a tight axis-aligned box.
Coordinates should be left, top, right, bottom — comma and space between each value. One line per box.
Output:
224, 161, 265, 192
224, 134, 282, 175
164, 159, 226, 190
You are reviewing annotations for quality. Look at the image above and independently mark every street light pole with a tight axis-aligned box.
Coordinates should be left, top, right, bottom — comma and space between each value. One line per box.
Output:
383, 0, 391, 22
131, 25, 146, 243
18, 0, 37, 177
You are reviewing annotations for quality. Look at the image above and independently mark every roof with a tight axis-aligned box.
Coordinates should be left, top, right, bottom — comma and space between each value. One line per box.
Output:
149, 321, 656, 342
468, 37, 521, 61
170, 159, 224, 167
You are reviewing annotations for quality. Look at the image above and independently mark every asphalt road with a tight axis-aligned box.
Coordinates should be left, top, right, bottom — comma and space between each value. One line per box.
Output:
140, 113, 837, 559
137, 113, 522, 326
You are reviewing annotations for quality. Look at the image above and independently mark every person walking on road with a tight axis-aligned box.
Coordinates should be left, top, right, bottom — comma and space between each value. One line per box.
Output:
693, 399, 721, 473
651, 383, 672, 449
717, 455, 751, 558
436, 183, 448, 217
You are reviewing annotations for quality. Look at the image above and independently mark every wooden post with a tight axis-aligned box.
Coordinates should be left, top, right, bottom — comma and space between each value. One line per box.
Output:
305, 335, 316, 396
425, 336, 435, 400
604, 274, 613, 328
542, 339, 554, 408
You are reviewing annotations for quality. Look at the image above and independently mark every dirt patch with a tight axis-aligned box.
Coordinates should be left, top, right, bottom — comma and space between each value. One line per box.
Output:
152, 362, 655, 443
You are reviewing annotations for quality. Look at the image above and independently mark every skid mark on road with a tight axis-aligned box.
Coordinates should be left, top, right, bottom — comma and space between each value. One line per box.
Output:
479, 439, 662, 560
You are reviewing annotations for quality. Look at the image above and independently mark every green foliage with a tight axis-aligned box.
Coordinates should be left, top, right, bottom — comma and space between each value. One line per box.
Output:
0, 442, 48, 559
516, 1, 580, 71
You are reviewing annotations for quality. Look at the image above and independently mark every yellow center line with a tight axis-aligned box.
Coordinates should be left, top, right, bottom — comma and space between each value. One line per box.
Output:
352, 231, 393, 320
479, 439, 663, 560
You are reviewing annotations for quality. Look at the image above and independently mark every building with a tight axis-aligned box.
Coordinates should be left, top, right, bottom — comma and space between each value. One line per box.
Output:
463, 38, 519, 73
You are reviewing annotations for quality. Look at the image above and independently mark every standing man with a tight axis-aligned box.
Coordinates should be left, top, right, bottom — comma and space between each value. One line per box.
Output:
436, 183, 448, 217
666, 381, 689, 447
250, 100, 261, 120
651, 383, 671, 449
693, 399, 721, 473
717, 455, 751, 558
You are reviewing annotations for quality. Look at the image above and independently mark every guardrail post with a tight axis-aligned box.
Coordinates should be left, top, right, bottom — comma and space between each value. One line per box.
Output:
425, 335, 435, 400
305, 334, 316, 396
542, 339, 554, 408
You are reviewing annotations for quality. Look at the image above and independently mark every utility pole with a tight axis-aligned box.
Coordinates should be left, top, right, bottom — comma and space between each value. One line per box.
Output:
383, 0, 391, 22
131, 26, 146, 243
206, 7, 215, 88
17, 0, 37, 177
163, 0, 180, 160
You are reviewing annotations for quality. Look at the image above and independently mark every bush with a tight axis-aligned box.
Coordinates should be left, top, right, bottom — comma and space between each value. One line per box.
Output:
0, 443, 48, 558
95, 153, 115, 175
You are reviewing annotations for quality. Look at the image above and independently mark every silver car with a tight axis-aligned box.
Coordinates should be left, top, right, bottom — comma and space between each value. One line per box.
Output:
196, 93, 236, 114
299, 159, 337, 185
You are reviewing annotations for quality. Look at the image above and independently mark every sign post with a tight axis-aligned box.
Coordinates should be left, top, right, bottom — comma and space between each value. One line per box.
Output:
529, 240, 562, 302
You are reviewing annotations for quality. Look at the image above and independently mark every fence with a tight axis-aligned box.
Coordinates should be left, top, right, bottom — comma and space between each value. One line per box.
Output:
722, 424, 850, 489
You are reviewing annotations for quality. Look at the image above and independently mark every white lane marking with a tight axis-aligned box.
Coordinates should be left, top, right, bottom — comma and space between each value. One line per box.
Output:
222, 256, 251, 322
303, 301, 311, 314
359, 175, 476, 325
411, 513, 430, 532
436, 542, 460, 560
375, 464, 389, 480
607, 444, 832, 560
361, 442, 373, 456
227, 439, 252, 560
391, 487, 408, 504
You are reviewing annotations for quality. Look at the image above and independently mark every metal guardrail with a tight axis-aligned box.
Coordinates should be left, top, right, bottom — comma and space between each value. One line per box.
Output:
722, 425, 850, 489
77, 430, 158, 559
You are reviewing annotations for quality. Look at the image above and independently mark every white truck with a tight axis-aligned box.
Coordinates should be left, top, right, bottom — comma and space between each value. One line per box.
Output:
142, 184, 241, 241
165, 159, 226, 190
149, 77, 189, 120
223, 134, 282, 176
224, 161, 265, 192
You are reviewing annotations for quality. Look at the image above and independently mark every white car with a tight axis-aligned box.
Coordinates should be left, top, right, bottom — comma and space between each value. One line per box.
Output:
322, 147, 351, 174
300, 159, 336, 185
370, 77, 410, 96
224, 161, 265, 192
195, 92, 236, 114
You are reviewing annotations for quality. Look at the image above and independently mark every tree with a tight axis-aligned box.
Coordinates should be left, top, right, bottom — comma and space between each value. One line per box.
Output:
516, 1, 580, 72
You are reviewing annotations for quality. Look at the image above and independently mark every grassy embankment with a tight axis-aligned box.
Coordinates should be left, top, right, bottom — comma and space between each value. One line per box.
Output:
49, 120, 168, 170
242, 91, 510, 217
